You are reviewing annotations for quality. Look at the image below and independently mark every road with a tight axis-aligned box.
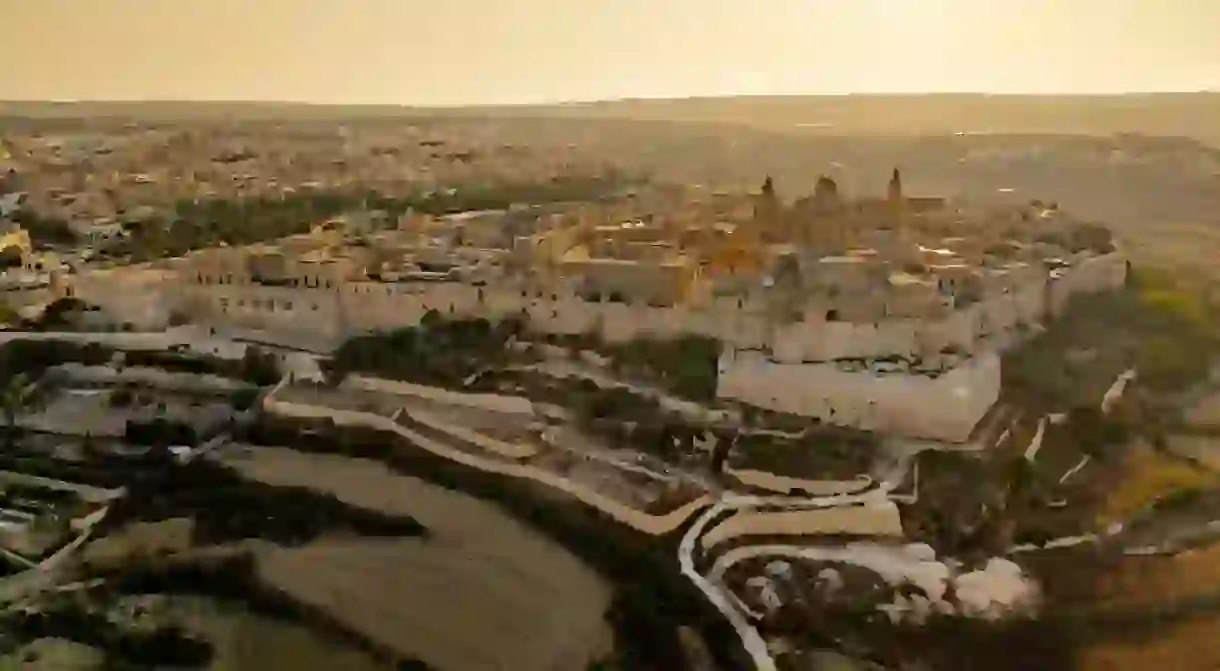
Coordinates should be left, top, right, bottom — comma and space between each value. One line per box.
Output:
677, 465, 904, 671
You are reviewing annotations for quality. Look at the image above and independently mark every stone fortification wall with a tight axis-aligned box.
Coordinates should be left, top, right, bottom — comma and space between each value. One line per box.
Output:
175, 283, 347, 339
716, 349, 1002, 443
71, 268, 175, 329
58, 251, 1126, 442
98, 251, 1124, 366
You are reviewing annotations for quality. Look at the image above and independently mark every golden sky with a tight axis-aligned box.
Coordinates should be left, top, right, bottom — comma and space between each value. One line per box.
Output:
1, 0, 1217, 104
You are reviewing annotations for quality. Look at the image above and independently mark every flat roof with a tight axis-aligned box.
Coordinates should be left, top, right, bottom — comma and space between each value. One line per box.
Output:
889, 272, 933, 286
819, 255, 868, 264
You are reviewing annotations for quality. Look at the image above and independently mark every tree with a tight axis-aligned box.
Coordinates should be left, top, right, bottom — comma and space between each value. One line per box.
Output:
230, 388, 260, 412
420, 308, 443, 329
1, 373, 29, 448
0, 245, 22, 269
710, 432, 737, 474
240, 346, 282, 386
109, 387, 134, 407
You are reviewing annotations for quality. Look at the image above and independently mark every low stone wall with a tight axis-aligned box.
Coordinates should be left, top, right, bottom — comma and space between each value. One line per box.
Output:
262, 396, 712, 536
140, 251, 1125, 366
700, 501, 904, 549
722, 468, 872, 496
394, 407, 539, 460
344, 375, 535, 415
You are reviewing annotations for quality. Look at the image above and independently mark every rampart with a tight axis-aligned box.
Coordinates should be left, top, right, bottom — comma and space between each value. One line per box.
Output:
62, 251, 1126, 442
716, 349, 1002, 443
72, 251, 1125, 363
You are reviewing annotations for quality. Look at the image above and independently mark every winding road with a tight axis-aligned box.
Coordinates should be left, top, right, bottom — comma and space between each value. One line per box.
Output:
677, 463, 906, 671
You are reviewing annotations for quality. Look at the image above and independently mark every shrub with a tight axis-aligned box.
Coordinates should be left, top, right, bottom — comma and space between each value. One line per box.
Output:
230, 388, 260, 412
109, 388, 134, 408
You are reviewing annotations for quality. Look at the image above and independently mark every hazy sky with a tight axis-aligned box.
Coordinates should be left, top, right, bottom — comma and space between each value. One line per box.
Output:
2, 0, 1218, 104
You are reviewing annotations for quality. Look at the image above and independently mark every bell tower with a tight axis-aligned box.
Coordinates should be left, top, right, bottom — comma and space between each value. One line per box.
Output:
887, 167, 910, 237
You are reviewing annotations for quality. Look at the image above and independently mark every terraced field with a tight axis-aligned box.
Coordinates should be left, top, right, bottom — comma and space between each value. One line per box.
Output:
219, 446, 614, 671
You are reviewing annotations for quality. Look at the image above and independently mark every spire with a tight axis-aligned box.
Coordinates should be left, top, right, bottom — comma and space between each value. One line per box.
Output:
761, 175, 775, 198
887, 167, 903, 203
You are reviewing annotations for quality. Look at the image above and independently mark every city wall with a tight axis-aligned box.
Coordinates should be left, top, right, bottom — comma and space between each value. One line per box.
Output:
67, 267, 177, 330
65, 252, 1125, 442
146, 250, 1125, 365
716, 348, 1002, 443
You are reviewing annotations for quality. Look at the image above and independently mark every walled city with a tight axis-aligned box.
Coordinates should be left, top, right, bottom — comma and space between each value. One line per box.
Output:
35, 170, 1127, 442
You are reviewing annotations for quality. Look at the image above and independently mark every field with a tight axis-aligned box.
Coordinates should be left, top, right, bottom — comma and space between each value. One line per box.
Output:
136, 595, 394, 671
1097, 444, 1218, 525
218, 446, 613, 671
1025, 545, 1220, 671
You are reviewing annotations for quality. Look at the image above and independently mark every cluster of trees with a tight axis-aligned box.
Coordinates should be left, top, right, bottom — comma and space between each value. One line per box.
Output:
0, 339, 114, 379
238, 346, 282, 386
124, 417, 200, 447
733, 430, 879, 481
98, 555, 433, 670
229, 387, 261, 411
6, 605, 214, 669
106, 458, 427, 548
9, 209, 76, 247
110, 176, 635, 261
1035, 222, 1116, 255
1004, 270, 1220, 409
603, 334, 721, 401
26, 297, 93, 331
327, 313, 517, 386
1063, 405, 1132, 459
560, 378, 720, 464
0, 244, 23, 268
121, 345, 280, 386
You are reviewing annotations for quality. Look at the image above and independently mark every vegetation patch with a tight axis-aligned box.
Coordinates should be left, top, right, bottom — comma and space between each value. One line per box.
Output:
603, 334, 721, 401
326, 314, 521, 387
102, 458, 428, 547
1098, 446, 1218, 525
1004, 269, 1220, 410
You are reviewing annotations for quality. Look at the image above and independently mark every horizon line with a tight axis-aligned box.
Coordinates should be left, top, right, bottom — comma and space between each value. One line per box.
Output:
2, 89, 1218, 109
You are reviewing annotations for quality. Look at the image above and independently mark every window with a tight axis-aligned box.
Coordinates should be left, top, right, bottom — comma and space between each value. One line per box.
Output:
285, 301, 293, 310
